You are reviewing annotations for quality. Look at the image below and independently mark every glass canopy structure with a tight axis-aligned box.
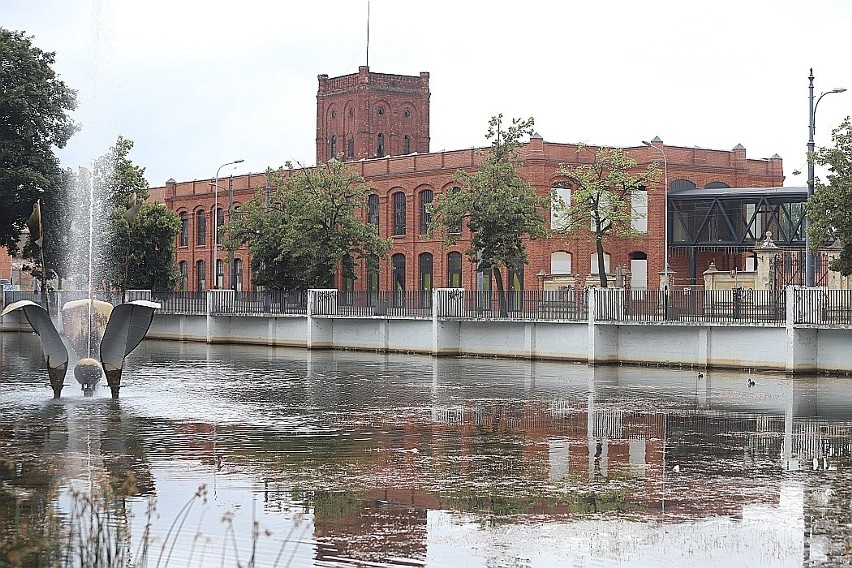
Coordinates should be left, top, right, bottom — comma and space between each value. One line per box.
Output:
668, 186, 809, 283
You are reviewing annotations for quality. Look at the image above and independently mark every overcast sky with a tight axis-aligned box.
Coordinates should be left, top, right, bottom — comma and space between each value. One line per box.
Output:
5, 0, 851, 187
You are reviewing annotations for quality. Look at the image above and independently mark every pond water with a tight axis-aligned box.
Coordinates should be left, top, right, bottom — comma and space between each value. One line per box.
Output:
1, 331, 851, 567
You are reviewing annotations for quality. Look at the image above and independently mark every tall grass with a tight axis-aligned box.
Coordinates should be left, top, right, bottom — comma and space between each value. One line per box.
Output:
1, 478, 306, 568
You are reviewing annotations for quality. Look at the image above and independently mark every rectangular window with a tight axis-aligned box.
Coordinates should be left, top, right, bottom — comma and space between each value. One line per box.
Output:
631, 189, 648, 233
590, 253, 611, 274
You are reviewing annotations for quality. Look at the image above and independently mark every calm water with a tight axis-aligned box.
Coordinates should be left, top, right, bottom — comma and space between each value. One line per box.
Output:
1, 332, 851, 567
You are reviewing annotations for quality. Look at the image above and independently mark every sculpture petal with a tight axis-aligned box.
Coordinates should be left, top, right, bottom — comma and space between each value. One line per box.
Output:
100, 300, 160, 373
1, 300, 69, 397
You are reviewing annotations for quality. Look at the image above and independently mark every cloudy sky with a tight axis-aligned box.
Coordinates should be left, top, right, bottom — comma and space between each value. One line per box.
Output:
5, 0, 851, 187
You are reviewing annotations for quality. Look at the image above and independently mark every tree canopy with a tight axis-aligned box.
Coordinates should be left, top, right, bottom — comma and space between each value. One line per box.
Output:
554, 147, 659, 287
428, 115, 550, 312
806, 117, 852, 275
0, 28, 78, 253
224, 160, 391, 291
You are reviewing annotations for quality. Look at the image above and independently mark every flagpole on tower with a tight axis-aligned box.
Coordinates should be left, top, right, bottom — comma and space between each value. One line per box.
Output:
366, 0, 370, 68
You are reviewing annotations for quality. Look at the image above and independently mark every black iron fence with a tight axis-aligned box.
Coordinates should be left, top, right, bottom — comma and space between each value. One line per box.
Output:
335, 290, 433, 318
444, 289, 588, 321
598, 289, 787, 324
150, 291, 208, 315
4, 288, 852, 327
216, 290, 308, 316
794, 289, 852, 326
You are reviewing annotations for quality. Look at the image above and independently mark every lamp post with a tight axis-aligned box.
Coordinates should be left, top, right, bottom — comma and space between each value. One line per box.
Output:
212, 159, 244, 289
805, 69, 846, 287
642, 139, 669, 289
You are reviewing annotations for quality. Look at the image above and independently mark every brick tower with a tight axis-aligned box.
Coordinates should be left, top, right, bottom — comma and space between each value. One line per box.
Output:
316, 66, 430, 163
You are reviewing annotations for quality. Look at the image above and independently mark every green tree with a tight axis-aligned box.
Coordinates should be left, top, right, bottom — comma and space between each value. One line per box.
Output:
125, 204, 181, 291
0, 28, 77, 253
224, 160, 391, 291
428, 115, 550, 315
806, 117, 852, 275
554, 147, 659, 287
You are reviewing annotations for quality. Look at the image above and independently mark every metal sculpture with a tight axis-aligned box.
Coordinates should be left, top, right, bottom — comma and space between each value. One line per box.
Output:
0, 299, 159, 398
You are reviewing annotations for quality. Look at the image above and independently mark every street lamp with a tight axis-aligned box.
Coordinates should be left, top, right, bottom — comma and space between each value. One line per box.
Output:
806, 69, 846, 287
213, 159, 244, 288
642, 139, 669, 291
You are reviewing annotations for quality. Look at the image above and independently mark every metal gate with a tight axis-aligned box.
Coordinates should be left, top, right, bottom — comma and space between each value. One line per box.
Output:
771, 250, 829, 289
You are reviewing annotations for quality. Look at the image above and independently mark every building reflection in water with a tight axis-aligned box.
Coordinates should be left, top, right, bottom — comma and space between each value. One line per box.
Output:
1, 333, 851, 566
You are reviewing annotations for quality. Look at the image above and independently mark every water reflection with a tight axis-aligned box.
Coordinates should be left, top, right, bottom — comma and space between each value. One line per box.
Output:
1, 331, 851, 566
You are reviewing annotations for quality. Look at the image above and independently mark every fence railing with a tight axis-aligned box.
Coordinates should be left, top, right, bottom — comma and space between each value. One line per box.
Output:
446, 289, 588, 321
599, 289, 787, 324
794, 289, 852, 326
335, 290, 433, 318
4, 287, 852, 327
151, 291, 208, 315
211, 290, 308, 316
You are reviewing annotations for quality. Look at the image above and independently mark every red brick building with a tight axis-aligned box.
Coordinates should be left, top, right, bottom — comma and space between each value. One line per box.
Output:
150, 66, 785, 295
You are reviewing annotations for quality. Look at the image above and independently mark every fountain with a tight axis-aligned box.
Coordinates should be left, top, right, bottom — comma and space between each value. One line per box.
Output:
0, 169, 159, 399
1, 297, 159, 398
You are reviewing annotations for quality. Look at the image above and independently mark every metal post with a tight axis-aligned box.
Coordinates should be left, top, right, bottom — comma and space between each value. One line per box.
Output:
212, 159, 244, 289
806, 69, 816, 287
805, 69, 846, 287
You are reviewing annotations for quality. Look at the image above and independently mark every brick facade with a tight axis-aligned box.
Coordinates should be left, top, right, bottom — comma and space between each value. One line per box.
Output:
5, 65, 783, 294
157, 136, 784, 294
316, 66, 430, 163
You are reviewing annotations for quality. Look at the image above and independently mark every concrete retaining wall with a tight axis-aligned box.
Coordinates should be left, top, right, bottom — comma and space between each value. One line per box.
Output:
3, 288, 851, 374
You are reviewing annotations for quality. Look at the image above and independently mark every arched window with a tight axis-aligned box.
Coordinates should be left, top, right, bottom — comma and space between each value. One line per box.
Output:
447, 252, 462, 287
367, 255, 379, 305
233, 258, 243, 291
551, 182, 571, 231
508, 264, 524, 311
377, 133, 385, 157
670, 179, 697, 193
403, 135, 411, 154
179, 211, 189, 247
392, 253, 406, 307
368, 194, 379, 228
629, 251, 648, 290
329, 135, 337, 160
347, 136, 355, 158
215, 207, 225, 246
704, 181, 730, 189
195, 209, 206, 246
179, 261, 188, 291
419, 253, 433, 308
216, 259, 225, 289
448, 186, 462, 234
550, 251, 572, 275
419, 189, 433, 235
393, 191, 406, 236
196, 260, 206, 292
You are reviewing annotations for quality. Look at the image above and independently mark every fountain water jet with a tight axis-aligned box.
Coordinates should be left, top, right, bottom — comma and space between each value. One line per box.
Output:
0, 165, 159, 398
